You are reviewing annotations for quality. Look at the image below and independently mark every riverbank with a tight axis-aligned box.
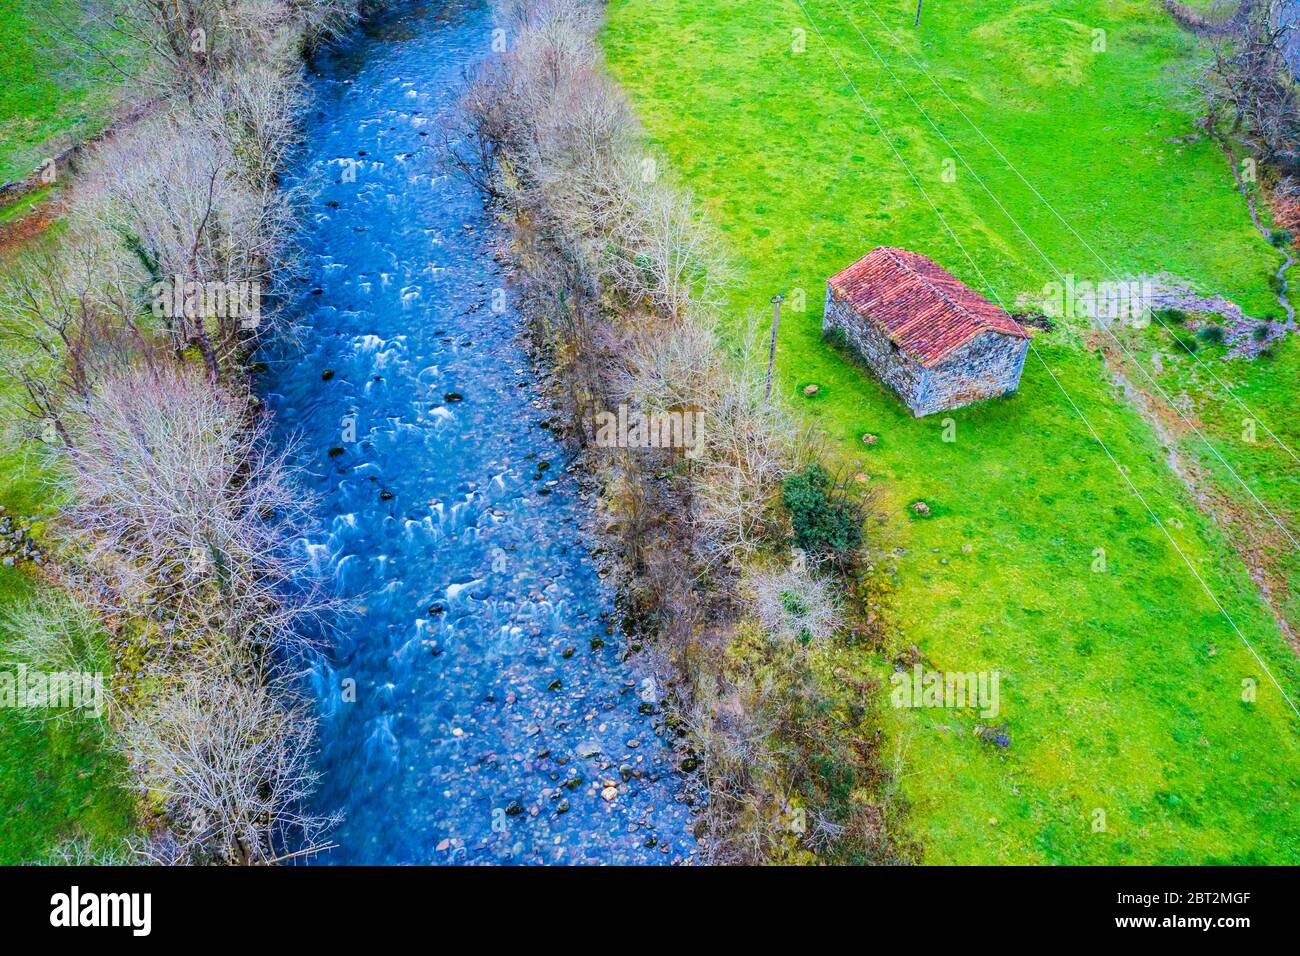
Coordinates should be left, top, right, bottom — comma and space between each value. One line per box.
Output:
602, 0, 1300, 862
0, 0, 369, 863
454, 0, 911, 863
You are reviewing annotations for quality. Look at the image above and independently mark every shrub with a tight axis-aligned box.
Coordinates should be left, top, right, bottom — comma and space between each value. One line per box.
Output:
1198, 324, 1226, 344
0, 594, 104, 676
782, 463, 863, 565
1270, 229, 1293, 248
752, 564, 841, 645
1155, 308, 1186, 325
121, 666, 335, 864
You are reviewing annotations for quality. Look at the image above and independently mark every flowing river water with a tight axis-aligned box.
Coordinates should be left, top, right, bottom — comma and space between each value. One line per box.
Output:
259, 0, 696, 864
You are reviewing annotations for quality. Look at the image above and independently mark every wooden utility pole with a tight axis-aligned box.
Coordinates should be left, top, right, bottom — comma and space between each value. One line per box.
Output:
765, 293, 784, 400
915, 0, 922, 27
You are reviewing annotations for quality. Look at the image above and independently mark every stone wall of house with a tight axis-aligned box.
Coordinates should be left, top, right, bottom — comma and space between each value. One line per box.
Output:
823, 284, 1028, 417
912, 331, 1029, 417
823, 286, 928, 410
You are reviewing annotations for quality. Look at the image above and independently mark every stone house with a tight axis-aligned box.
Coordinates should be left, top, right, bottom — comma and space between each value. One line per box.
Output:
822, 247, 1030, 417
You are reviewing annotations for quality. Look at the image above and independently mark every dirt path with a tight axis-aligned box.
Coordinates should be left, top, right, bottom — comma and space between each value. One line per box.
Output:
1103, 348, 1298, 653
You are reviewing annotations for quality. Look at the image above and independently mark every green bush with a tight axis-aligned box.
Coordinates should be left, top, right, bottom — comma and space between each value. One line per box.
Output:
782, 463, 863, 565
1198, 324, 1226, 344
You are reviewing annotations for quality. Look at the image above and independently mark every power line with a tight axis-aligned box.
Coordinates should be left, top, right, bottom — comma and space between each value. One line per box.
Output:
824, 0, 1299, 552
849, 0, 1300, 468
789, 0, 1300, 720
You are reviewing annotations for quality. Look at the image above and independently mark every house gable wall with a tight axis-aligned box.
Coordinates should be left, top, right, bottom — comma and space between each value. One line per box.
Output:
823, 286, 928, 411
913, 330, 1028, 417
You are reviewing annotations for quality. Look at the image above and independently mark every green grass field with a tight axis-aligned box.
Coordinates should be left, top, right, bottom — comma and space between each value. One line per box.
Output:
604, 0, 1300, 863
0, 0, 132, 185
0, 230, 134, 863
1138, 313, 1300, 628
0, 0, 141, 861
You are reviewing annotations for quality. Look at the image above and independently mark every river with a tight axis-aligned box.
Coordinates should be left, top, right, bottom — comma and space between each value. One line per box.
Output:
258, 0, 696, 864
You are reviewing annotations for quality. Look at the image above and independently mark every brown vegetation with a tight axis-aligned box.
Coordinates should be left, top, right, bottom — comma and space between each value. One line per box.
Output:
452, 0, 910, 863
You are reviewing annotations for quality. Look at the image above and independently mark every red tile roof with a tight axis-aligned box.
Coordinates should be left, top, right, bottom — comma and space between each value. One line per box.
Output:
828, 247, 1028, 367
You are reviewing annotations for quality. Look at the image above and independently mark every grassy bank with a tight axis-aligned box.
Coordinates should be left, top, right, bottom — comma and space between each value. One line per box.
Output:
0, 569, 133, 863
1118, 318, 1300, 644
0, 1, 135, 185
0, 0, 364, 865
0, 231, 134, 863
603, 0, 1300, 863
0, 0, 139, 862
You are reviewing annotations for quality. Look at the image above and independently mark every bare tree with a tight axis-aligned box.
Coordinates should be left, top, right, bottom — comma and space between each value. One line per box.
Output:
73, 107, 292, 375
193, 63, 306, 193
1194, 2, 1300, 168
121, 665, 336, 865
48, 0, 312, 93
0, 243, 149, 447
56, 363, 329, 662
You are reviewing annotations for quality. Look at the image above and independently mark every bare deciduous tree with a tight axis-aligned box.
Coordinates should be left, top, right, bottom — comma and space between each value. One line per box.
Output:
1193, 2, 1300, 168
56, 363, 329, 662
73, 107, 292, 375
121, 665, 336, 865
49, 0, 346, 93
0, 242, 149, 447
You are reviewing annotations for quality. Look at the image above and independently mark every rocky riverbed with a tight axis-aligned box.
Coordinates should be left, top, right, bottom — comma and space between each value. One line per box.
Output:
257, 0, 697, 865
